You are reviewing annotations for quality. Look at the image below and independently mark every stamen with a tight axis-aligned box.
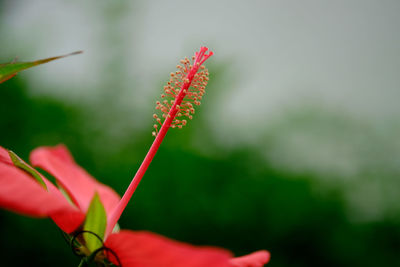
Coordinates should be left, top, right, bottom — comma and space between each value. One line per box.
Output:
152, 48, 211, 136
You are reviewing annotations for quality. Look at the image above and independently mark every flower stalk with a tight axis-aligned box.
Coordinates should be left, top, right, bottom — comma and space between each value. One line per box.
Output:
106, 47, 213, 235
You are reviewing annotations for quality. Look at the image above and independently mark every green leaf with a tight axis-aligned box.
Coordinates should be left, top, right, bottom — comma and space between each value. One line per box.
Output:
8, 150, 47, 190
83, 193, 107, 252
0, 51, 82, 84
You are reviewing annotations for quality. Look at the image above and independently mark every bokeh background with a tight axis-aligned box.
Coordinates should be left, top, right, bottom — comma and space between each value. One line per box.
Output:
1, 0, 400, 266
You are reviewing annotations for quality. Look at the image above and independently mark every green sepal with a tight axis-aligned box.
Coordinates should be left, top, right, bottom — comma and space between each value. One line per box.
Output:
8, 150, 47, 189
0, 51, 82, 84
83, 193, 107, 252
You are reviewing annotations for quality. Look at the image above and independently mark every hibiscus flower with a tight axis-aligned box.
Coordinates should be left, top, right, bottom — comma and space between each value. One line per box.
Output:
0, 47, 270, 267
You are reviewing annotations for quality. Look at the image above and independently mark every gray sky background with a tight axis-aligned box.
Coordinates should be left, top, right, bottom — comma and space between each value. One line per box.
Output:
3, 0, 399, 122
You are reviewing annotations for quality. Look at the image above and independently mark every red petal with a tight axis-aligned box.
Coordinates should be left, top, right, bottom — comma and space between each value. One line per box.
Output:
105, 230, 233, 267
0, 146, 84, 233
0, 146, 12, 165
50, 208, 85, 233
30, 145, 120, 217
230, 251, 271, 267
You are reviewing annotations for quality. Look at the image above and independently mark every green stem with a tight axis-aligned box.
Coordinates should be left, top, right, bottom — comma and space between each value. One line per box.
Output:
78, 258, 89, 267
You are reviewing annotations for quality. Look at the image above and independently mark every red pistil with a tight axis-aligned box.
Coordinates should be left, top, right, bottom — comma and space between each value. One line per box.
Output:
107, 47, 213, 235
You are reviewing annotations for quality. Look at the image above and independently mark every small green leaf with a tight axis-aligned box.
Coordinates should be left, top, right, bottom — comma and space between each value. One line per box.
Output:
8, 150, 47, 189
0, 51, 82, 84
83, 193, 107, 252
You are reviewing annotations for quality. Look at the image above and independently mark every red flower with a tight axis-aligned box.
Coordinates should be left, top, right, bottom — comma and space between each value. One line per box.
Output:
0, 145, 270, 267
0, 47, 270, 266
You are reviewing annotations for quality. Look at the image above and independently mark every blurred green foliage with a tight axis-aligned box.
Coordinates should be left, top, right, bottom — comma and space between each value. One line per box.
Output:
1, 75, 399, 267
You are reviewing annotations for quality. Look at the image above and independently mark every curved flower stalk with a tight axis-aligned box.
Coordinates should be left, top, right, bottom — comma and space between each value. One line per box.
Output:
0, 47, 270, 267
107, 47, 213, 236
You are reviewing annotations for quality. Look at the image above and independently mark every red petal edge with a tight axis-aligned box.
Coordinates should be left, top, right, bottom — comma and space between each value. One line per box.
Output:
0, 146, 84, 233
30, 145, 120, 217
230, 250, 271, 267
105, 230, 233, 267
